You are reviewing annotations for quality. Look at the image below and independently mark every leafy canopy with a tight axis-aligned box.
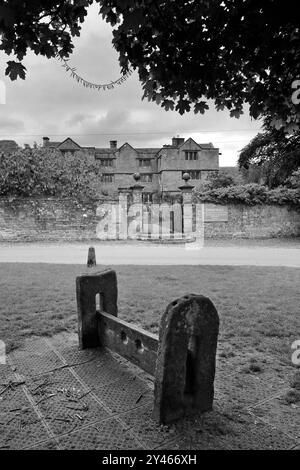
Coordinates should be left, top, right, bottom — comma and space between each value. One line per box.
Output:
1, 0, 300, 131
238, 119, 300, 188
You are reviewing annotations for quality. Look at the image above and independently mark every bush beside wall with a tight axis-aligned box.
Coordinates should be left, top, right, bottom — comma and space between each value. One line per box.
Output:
193, 183, 300, 207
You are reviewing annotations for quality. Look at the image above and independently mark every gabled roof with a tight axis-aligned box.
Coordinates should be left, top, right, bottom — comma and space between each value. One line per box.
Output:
57, 138, 82, 151
94, 146, 160, 159
118, 142, 138, 153
162, 138, 216, 151
41, 136, 217, 155
178, 137, 201, 150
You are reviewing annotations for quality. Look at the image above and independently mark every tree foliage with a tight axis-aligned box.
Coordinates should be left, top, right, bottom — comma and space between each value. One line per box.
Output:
238, 122, 300, 187
200, 172, 240, 191
1, 0, 300, 131
0, 147, 101, 200
285, 168, 300, 189
193, 183, 300, 207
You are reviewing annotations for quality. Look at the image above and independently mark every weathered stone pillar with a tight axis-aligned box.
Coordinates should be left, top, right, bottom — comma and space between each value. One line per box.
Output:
131, 173, 145, 204
179, 173, 195, 236
117, 188, 131, 240
153, 294, 219, 424
76, 270, 118, 349
172, 203, 183, 236
128, 173, 144, 239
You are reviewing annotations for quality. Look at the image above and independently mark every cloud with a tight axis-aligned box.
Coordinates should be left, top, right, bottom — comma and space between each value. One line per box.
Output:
65, 113, 93, 127
0, 115, 24, 131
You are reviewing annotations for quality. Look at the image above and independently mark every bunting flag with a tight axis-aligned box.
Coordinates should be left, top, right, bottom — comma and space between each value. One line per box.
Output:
57, 55, 133, 91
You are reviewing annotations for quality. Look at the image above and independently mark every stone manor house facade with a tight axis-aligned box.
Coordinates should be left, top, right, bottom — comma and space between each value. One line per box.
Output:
42, 135, 220, 196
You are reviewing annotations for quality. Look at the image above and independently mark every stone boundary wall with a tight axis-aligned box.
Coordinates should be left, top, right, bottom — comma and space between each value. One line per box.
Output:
0, 197, 99, 242
202, 203, 300, 238
0, 197, 299, 241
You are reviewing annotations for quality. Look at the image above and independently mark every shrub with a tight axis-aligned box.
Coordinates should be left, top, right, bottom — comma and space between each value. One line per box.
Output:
285, 168, 300, 189
193, 183, 300, 206
0, 148, 102, 201
200, 172, 239, 190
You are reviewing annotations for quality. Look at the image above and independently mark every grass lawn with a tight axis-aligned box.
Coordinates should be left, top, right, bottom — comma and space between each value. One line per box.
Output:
0, 262, 299, 449
1, 263, 299, 366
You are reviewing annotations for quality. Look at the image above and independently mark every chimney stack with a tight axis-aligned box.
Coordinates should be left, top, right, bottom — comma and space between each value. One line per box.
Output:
172, 136, 185, 147
110, 140, 117, 149
43, 137, 49, 147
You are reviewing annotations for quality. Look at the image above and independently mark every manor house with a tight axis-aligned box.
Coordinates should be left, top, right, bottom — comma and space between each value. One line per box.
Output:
42, 135, 220, 196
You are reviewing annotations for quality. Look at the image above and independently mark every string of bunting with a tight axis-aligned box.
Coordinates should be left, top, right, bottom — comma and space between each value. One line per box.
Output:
57, 55, 133, 91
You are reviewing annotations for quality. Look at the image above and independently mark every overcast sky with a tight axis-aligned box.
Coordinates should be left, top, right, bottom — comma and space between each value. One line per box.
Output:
0, 2, 262, 166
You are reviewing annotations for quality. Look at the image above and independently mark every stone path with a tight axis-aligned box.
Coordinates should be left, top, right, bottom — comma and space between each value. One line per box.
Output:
0, 334, 299, 450
0, 242, 299, 266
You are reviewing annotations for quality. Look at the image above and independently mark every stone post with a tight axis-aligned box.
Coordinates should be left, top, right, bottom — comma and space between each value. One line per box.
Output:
117, 188, 131, 240
172, 203, 183, 236
179, 173, 195, 237
153, 294, 219, 424
130, 173, 145, 204
87, 246, 96, 267
128, 173, 145, 239
76, 269, 118, 349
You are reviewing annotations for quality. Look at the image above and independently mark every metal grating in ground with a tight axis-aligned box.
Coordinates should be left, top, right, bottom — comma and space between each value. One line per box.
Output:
0, 335, 299, 450
25, 369, 111, 436
0, 386, 50, 450
56, 419, 144, 450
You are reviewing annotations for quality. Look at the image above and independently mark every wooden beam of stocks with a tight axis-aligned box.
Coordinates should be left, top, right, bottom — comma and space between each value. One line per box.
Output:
98, 310, 158, 376
76, 269, 219, 424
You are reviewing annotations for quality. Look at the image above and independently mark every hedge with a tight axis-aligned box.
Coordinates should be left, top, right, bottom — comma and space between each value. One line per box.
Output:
193, 183, 300, 206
